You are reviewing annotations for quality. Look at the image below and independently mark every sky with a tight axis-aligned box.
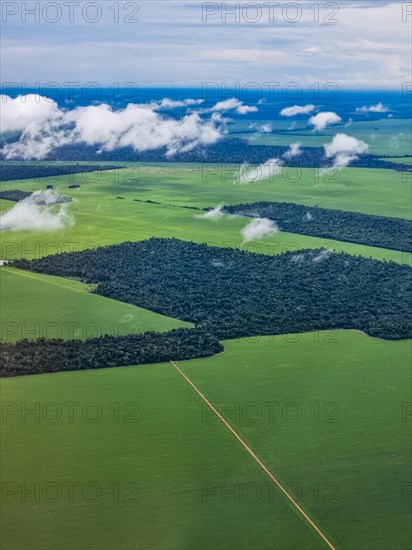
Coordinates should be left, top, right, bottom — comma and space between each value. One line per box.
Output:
0, 1, 411, 88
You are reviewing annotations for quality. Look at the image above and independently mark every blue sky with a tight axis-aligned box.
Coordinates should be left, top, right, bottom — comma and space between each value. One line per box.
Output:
1, 1, 410, 88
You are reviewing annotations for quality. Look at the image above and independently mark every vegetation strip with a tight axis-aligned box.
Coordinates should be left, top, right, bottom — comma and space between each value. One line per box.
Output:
0, 163, 123, 182
0, 328, 222, 377
170, 359, 337, 550
222, 202, 412, 252
6, 140, 408, 172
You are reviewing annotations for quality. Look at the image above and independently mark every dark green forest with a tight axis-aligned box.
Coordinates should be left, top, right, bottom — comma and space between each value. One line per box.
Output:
0, 328, 222, 377
4, 140, 408, 172
222, 202, 412, 252
0, 162, 123, 182
14, 238, 412, 341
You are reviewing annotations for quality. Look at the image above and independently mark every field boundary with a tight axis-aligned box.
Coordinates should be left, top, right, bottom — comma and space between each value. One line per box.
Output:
170, 359, 337, 550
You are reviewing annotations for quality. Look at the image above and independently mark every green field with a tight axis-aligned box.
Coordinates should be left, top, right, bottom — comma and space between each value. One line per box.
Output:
233, 118, 412, 156
0, 164, 410, 265
383, 157, 412, 165
1, 331, 410, 549
0, 267, 191, 342
1, 157, 411, 549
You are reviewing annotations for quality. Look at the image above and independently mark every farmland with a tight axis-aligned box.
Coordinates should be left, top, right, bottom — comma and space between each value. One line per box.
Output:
233, 118, 412, 156
0, 164, 410, 266
0, 267, 191, 343
1, 331, 410, 550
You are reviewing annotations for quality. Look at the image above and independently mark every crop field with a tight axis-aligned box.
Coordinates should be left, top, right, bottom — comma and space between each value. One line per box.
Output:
233, 119, 412, 156
1, 331, 410, 550
1, 159, 411, 550
0, 267, 191, 342
0, 165, 411, 549
178, 331, 412, 550
1, 163, 410, 217
0, 165, 410, 266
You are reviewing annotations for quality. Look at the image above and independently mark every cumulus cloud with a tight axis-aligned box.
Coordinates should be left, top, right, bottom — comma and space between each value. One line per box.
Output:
309, 112, 342, 131
241, 218, 278, 243
197, 204, 225, 220
0, 94, 60, 132
0, 189, 74, 232
356, 102, 389, 113
234, 158, 283, 184
1, 95, 223, 160
210, 98, 258, 115
283, 143, 302, 159
324, 133, 369, 169
280, 104, 316, 117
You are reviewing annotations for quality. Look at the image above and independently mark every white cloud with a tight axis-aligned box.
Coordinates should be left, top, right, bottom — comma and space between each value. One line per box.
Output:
210, 98, 258, 115
283, 143, 302, 160
280, 104, 316, 117
234, 158, 283, 185
0, 94, 60, 132
197, 204, 225, 220
241, 218, 278, 243
1, 96, 223, 159
150, 98, 204, 110
0, 189, 74, 232
324, 133, 369, 170
356, 102, 389, 113
309, 112, 342, 131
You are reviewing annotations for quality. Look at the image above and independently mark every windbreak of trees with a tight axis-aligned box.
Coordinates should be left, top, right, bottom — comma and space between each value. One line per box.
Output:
0, 163, 124, 182
132, 198, 200, 210
223, 202, 412, 253
0, 328, 222, 377
15, 238, 412, 342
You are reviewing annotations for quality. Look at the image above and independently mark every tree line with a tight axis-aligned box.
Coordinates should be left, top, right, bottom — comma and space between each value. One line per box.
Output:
4, 140, 408, 172
0, 162, 123, 182
222, 201, 412, 252
0, 328, 222, 377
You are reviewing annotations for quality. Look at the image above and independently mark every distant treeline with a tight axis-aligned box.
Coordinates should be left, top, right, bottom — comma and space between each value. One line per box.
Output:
14, 238, 412, 342
132, 198, 200, 210
0, 190, 32, 202
0, 163, 124, 182
222, 202, 412, 253
4, 140, 408, 172
0, 328, 222, 377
